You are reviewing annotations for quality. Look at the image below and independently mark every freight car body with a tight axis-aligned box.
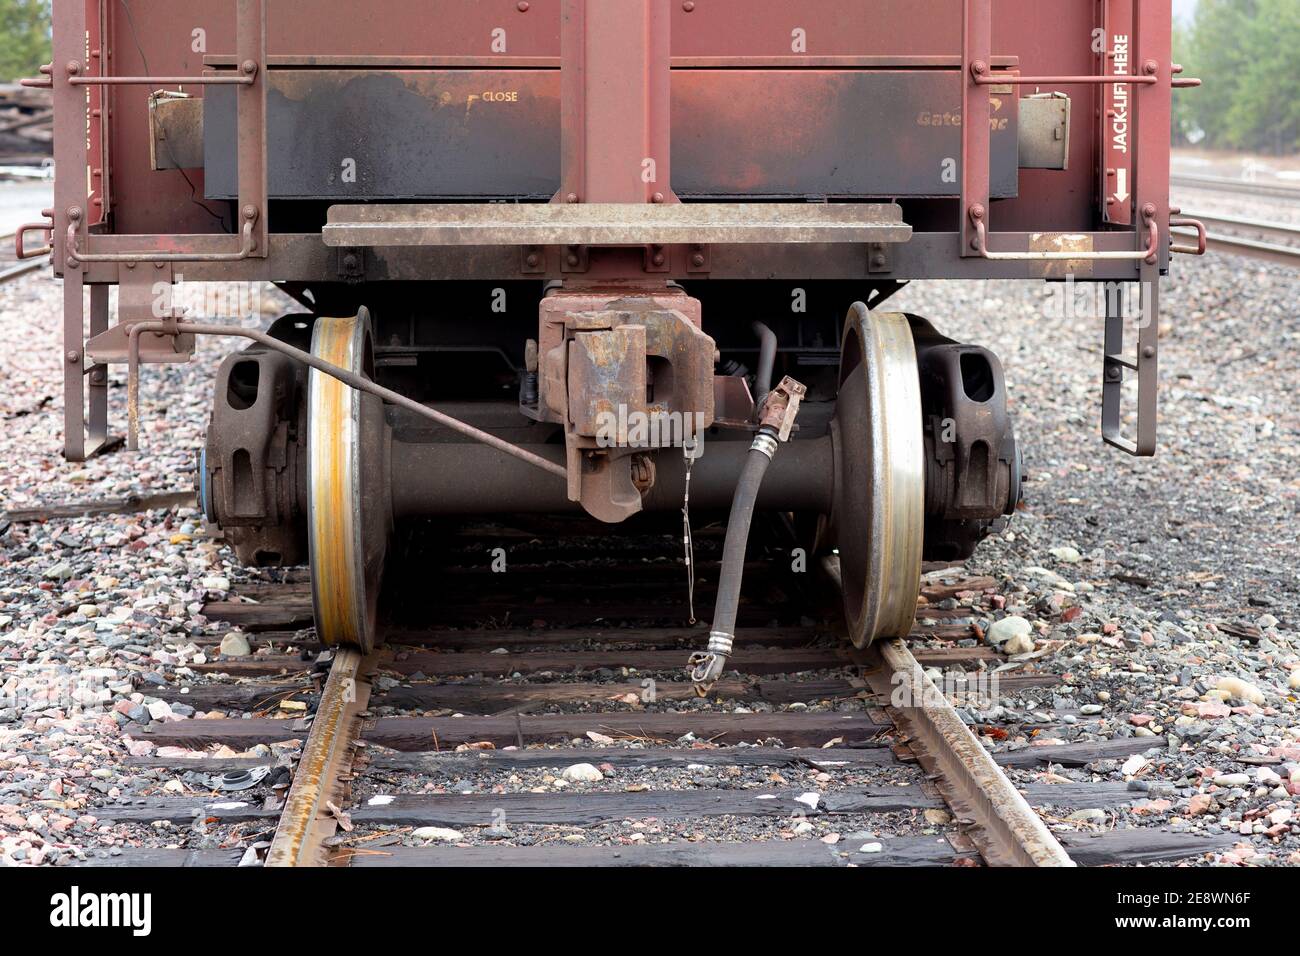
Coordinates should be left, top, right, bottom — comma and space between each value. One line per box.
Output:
20, 1, 1201, 684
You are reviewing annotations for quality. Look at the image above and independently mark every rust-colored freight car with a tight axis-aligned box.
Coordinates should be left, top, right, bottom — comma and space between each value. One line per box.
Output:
15, 1, 1202, 687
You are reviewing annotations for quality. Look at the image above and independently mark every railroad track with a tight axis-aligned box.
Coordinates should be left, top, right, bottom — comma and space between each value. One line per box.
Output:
84, 517, 1234, 868
1171, 172, 1300, 201
1174, 211, 1300, 268
0, 231, 48, 284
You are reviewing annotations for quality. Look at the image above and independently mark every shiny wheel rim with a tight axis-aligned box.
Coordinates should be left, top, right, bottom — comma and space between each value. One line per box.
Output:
307, 310, 383, 651
833, 306, 925, 647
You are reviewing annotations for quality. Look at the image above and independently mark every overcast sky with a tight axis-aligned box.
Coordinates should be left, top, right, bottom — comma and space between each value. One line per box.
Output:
1173, 0, 1198, 23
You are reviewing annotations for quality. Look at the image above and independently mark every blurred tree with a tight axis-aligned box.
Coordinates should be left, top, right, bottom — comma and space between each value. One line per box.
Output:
0, 0, 51, 83
1175, 0, 1300, 153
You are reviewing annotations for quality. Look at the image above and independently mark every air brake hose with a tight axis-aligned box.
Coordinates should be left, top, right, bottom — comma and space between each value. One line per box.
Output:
751, 320, 778, 411
688, 375, 806, 694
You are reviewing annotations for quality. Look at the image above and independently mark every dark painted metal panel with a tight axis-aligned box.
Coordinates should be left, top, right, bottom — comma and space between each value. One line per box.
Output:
206, 68, 1016, 200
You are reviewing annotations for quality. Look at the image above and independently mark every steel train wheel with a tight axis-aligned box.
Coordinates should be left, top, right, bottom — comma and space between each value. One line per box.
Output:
831, 305, 925, 648
307, 310, 389, 653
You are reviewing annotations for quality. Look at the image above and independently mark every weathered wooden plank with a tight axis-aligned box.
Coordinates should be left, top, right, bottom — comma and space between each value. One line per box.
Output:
72, 848, 248, 867
382, 625, 826, 650
203, 597, 792, 631
150, 682, 315, 710
373, 712, 886, 749
920, 576, 997, 601
379, 678, 859, 712
350, 786, 943, 827
992, 738, 1153, 768
190, 645, 851, 678
126, 711, 888, 749
1019, 782, 1143, 809
124, 719, 306, 748
3, 490, 195, 524
201, 601, 313, 631
347, 837, 961, 867
368, 745, 895, 774
95, 798, 276, 824
907, 646, 1000, 666
152, 676, 863, 714
382, 647, 850, 677
188, 658, 315, 677
123, 755, 277, 773
1059, 829, 1237, 866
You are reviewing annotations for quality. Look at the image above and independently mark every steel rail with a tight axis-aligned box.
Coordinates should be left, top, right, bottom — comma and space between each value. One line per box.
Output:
1177, 211, 1300, 245
0, 247, 48, 284
823, 556, 1075, 867
1171, 173, 1300, 201
1173, 213, 1300, 269
265, 648, 371, 867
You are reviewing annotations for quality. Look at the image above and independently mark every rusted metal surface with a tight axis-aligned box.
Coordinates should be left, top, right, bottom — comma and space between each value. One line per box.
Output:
149, 94, 204, 170
323, 202, 911, 247
912, 318, 1021, 554
1102, 258, 1160, 456
558, 0, 674, 205
124, 319, 567, 480
823, 557, 1073, 867
971, 207, 1158, 262
203, 67, 1019, 200
532, 290, 715, 522
960, 0, 991, 257
387, 435, 835, 517
13, 221, 52, 259
265, 649, 372, 867
39, 0, 1192, 466
863, 632, 1076, 867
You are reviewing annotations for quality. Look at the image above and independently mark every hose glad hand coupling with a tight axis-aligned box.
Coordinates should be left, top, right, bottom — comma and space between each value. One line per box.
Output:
688, 376, 807, 696
687, 631, 735, 688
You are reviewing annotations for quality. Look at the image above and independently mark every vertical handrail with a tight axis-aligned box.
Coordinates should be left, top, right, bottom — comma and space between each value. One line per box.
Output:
962, 0, 1171, 266
960, 0, 991, 257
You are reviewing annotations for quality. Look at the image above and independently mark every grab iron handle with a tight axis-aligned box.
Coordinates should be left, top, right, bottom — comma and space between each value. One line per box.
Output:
15, 221, 53, 259
969, 204, 1160, 264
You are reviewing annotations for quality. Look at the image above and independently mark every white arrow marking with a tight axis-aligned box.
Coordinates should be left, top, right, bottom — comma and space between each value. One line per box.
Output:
1114, 168, 1129, 203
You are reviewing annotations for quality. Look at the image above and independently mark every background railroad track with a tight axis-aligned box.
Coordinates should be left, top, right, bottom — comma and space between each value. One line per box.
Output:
79, 516, 1235, 868
0, 230, 49, 285
1172, 173, 1300, 268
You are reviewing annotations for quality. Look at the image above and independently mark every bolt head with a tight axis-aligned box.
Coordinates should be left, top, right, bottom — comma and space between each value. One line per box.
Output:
241, 59, 257, 74
683, 1, 695, 10
66, 60, 80, 75
66, 350, 80, 363
517, 0, 529, 9
525, 252, 540, 267
652, 252, 666, 266
242, 204, 257, 220
652, 192, 665, 204
566, 193, 579, 204
691, 253, 705, 267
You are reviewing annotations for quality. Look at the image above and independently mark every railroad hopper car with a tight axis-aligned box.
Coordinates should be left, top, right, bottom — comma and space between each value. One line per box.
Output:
17, 0, 1203, 689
